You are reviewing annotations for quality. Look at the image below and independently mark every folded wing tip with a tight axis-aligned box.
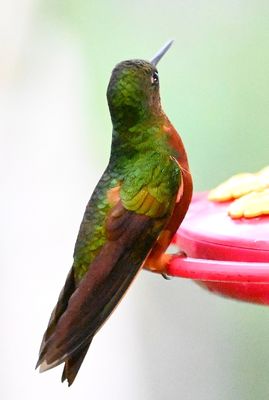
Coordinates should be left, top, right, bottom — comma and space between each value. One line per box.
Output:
39, 360, 51, 373
38, 355, 67, 373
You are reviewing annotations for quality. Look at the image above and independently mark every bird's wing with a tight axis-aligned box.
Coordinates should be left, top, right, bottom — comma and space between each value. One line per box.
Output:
37, 156, 180, 384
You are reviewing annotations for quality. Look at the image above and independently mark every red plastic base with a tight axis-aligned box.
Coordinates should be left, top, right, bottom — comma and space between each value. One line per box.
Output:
167, 193, 269, 305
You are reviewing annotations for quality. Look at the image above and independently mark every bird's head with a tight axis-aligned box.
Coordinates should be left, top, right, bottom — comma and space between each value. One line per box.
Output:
107, 41, 173, 131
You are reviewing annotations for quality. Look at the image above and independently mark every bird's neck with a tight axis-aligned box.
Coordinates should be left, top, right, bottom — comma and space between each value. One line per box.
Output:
110, 112, 168, 161
110, 102, 162, 132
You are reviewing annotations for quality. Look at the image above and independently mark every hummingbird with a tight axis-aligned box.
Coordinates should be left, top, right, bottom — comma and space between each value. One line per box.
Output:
36, 41, 193, 386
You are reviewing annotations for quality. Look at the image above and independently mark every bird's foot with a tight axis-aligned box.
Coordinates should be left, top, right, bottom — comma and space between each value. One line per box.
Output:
143, 253, 172, 276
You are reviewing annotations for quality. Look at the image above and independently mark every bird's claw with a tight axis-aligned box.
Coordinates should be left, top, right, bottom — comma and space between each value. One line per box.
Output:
161, 273, 172, 280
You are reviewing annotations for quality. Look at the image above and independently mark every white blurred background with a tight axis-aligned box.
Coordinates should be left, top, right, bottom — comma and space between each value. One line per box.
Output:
1, 1, 269, 399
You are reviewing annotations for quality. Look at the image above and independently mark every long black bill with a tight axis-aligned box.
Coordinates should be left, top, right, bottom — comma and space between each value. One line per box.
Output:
150, 40, 174, 66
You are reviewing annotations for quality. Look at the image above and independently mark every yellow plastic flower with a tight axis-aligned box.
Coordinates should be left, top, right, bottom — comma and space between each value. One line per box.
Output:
208, 166, 269, 202
208, 166, 269, 219
228, 189, 269, 218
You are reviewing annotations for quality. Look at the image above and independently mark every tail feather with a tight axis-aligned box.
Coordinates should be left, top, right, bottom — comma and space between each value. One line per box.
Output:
61, 340, 93, 386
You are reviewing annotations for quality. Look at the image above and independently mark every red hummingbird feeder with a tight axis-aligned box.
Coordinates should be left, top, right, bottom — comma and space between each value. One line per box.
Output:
168, 192, 269, 305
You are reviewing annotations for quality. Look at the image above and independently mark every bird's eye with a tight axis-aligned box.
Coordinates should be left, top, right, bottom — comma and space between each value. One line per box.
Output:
151, 71, 159, 85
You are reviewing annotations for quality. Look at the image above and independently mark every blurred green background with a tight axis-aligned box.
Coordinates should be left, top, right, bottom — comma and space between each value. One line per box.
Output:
42, 0, 269, 186
1, 1, 269, 399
